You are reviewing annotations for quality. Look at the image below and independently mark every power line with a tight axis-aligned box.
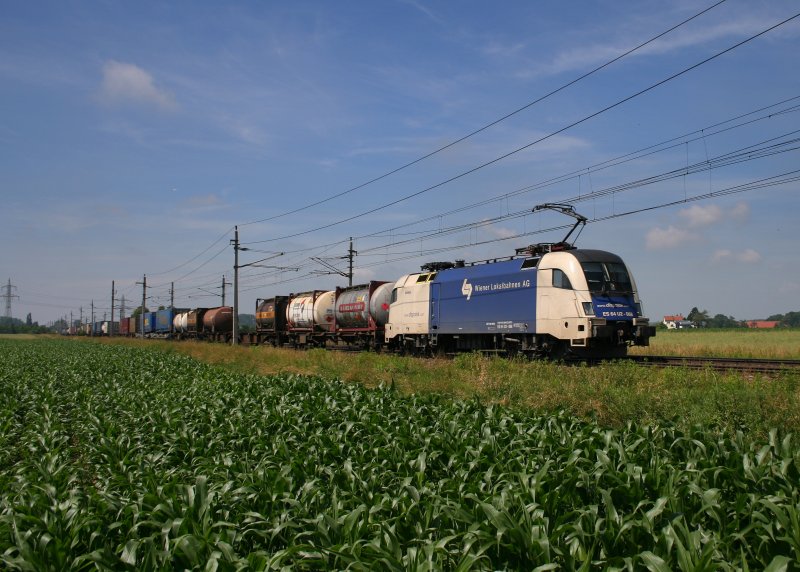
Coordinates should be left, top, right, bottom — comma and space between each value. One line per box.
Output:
238, 0, 729, 229
238, 96, 799, 266
243, 11, 800, 246
354, 132, 800, 257
350, 106, 800, 252
358, 170, 800, 271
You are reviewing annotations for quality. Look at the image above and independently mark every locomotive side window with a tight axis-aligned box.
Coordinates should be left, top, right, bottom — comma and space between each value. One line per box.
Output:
390, 288, 398, 304
553, 269, 573, 290
415, 272, 438, 283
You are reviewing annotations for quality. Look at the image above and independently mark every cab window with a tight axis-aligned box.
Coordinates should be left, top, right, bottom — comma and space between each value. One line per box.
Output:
553, 269, 572, 289
581, 261, 633, 294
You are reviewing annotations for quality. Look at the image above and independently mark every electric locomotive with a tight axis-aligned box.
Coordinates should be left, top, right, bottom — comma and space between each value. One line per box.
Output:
385, 204, 655, 358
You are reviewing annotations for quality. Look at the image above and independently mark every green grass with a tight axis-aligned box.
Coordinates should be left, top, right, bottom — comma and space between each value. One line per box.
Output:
89, 336, 800, 437
631, 327, 800, 359
2, 338, 799, 569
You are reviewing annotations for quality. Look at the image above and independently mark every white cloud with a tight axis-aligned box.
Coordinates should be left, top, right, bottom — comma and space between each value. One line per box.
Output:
646, 225, 698, 250
713, 249, 732, 262
533, 14, 780, 77
739, 249, 761, 264
679, 204, 722, 227
713, 248, 761, 264
482, 40, 526, 58
180, 193, 226, 211
485, 224, 518, 240
99, 61, 176, 110
730, 202, 750, 221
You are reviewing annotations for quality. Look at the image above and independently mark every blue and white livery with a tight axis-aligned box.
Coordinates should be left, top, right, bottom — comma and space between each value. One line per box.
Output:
386, 248, 655, 358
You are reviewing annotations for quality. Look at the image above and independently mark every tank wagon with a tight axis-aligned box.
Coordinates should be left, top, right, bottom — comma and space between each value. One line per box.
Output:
284, 290, 335, 347
333, 281, 392, 349
171, 306, 233, 342
246, 283, 394, 349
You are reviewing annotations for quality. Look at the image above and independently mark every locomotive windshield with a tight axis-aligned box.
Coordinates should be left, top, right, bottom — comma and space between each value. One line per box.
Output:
581, 261, 633, 294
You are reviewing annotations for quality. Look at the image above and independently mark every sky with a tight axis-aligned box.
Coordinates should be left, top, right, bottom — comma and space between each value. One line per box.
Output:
1, 0, 799, 326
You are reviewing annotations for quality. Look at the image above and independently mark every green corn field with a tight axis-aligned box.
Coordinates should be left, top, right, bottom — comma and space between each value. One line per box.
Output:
1, 338, 798, 570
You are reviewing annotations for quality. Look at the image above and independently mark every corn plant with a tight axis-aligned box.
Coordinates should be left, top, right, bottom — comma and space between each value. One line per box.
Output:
0, 338, 798, 570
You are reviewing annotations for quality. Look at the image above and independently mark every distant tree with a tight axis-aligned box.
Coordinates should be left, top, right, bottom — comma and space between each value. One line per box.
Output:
782, 311, 800, 327
130, 306, 150, 320
687, 307, 709, 327
707, 314, 742, 328
765, 312, 800, 327
238, 314, 256, 334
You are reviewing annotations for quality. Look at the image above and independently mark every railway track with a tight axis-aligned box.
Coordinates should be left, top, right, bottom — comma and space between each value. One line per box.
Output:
622, 355, 800, 374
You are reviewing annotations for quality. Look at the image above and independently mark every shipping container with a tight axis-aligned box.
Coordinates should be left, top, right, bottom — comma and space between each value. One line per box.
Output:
101, 321, 119, 335
156, 309, 175, 334
144, 312, 157, 334
256, 297, 289, 333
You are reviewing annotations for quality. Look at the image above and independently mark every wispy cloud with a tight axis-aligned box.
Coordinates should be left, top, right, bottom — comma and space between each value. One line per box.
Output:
399, 0, 443, 25
528, 12, 789, 77
645, 225, 698, 250
681, 202, 750, 227
713, 248, 761, 264
181, 193, 224, 210
647, 201, 754, 252
679, 204, 723, 227
98, 61, 177, 110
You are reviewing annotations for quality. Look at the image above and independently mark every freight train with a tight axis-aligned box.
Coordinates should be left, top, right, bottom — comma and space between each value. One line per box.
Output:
111, 246, 655, 359
105, 206, 657, 359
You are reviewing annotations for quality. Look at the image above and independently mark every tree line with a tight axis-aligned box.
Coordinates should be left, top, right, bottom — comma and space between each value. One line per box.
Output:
684, 308, 800, 328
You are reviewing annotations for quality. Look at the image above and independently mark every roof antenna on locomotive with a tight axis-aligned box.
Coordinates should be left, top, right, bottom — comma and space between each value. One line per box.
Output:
516, 203, 588, 257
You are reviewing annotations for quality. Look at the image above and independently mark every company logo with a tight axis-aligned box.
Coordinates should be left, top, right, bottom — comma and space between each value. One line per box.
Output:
338, 302, 365, 313
461, 278, 473, 300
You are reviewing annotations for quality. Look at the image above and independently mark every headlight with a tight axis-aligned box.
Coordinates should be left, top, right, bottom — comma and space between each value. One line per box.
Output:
582, 302, 594, 316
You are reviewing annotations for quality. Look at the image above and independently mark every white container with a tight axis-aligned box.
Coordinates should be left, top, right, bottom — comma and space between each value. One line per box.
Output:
287, 291, 335, 330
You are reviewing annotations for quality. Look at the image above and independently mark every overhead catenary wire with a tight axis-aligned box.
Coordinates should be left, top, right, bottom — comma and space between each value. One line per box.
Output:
239, 95, 800, 259
242, 11, 800, 246
351, 170, 800, 271
153, 8, 800, 304
322, 130, 800, 257
358, 108, 798, 255
49, 98, 800, 320
238, 0, 729, 229
50, 8, 800, 322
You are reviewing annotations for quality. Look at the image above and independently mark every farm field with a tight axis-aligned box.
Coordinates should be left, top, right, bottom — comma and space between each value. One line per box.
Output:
2, 338, 800, 569
629, 328, 800, 360
93, 333, 800, 437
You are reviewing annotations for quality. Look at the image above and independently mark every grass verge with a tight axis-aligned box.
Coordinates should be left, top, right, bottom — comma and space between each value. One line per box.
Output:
82, 336, 800, 438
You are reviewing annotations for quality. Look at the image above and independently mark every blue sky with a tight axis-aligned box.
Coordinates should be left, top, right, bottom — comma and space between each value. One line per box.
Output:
2, 0, 799, 325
